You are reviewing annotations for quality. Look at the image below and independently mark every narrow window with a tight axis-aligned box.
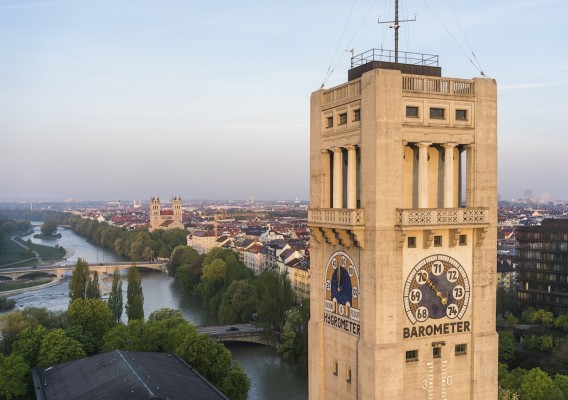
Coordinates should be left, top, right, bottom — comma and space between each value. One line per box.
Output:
406, 350, 418, 362
430, 107, 445, 119
406, 106, 419, 118
346, 367, 352, 383
434, 235, 442, 247
333, 360, 338, 375
459, 235, 467, 246
408, 237, 416, 248
433, 347, 442, 359
353, 109, 360, 122
455, 344, 467, 355
326, 116, 334, 128
339, 113, 347, 125
456, 109, 468, 121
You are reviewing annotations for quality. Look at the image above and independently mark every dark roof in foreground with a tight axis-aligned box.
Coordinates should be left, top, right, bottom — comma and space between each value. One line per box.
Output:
33, 350, 229, 400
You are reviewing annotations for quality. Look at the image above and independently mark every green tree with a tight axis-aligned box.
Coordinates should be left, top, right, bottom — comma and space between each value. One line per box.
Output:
11, 325, 49, 367
107, 268, 123, 322
142, 246, 154, 261
499, 330, 516, 364
498, 386, 520, 400
0, 354, 29, 400
126, 267, 144, 321
37, 329, 85, 367
220, 363, 250, 400
279, 301, 310, 371
40, 219, 58, 236
518, 367, 563, 400
257, 270, 295, 332
69, 258, 90, 300
67, 298, 114, 351
218, 280, 257, 324
86, 271, 101, 299
553, 374, 568, 400
528, 309, 555, 327
555, 314, 568, 333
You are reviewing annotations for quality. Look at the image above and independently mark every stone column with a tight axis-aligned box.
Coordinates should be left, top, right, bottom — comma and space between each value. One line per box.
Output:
443, 143, 457, 208
321, 150, 331, 208
332, 147, 343, 208
464, 144, 475, 208
417, 142, 431, 208
346, 145, 357, 209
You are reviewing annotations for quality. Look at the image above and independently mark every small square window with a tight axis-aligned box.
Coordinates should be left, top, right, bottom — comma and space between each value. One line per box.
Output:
408, 237, 416, 248
430, 107, 445, 119
455, 344, 467, 355
339, 113, 347, 125
353, 109, 360, 122
459, 235, 467, 246
433, 347, 442, 359
406, 350, 418, 362
406, 106, 419, 118
456, 109, 468, 121
434, 235, 442, 247
326, 116, 334, 128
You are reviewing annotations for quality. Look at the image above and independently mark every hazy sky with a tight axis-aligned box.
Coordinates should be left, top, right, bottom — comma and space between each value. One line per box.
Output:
1, 0, 567, 202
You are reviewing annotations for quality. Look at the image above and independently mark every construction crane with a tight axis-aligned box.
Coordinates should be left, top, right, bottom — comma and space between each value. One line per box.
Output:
211, 212, 264, 237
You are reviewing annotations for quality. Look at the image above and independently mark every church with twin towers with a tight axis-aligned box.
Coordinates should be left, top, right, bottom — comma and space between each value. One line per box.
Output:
307, 43, 498, 398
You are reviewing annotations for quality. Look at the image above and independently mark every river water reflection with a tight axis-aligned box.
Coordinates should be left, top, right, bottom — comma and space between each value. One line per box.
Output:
9, 224, 308, 400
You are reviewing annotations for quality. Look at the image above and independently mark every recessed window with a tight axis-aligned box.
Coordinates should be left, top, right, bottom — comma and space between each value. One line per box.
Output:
339, 113, 347, 125
430, 107, 445, 119
332, 360, 338, 375
353, 109, 360, 122
408, 237, 416, 248
455, 344, 467, 355
434, 235, 442, 247
459, 235, 467, 246
406, 106, 419, 118
326, 116, 334, 128
456, 109, 468, 121
406, 350, 418, 362
433, 347, 442, 359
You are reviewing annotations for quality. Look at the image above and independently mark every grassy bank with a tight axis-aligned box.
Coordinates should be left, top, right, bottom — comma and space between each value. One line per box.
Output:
14, 237, 65, 262
0, 237, 34, 266
0, 277, 53, 292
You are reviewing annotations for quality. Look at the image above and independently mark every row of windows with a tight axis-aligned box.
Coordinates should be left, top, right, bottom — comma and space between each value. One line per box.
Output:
518, 232, 568, 241
406, 106, 468, 121
405, 344, 467, 362
518, 242, 568, 251
326, 109, 360, 128
520, 251, 568, 262
407, 235, 467, 248
519, 262, 568, 273
518, 291, 568, 304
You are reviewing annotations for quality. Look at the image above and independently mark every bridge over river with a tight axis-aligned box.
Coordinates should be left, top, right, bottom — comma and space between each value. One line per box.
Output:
196, 324, 275, 348
0, 262, 166, 280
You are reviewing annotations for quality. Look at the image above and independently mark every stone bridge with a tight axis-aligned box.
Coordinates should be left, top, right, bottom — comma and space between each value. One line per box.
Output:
196, 324, 276, 348
0, 262, 166, 281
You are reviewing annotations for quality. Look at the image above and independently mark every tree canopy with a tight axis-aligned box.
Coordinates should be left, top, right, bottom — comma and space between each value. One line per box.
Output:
126, 267, 144, 321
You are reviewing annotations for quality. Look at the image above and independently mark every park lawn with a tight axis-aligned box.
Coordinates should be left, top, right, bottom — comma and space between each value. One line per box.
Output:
0, 237, 34, 267
14, 237, 65, 262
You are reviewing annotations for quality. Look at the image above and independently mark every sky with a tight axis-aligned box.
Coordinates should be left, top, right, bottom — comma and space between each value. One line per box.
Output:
1, 0, 567, 202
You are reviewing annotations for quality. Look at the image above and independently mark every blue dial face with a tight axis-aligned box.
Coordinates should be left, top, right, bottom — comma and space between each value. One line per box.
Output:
324, 251, 360, 320
403, 254, 470, 325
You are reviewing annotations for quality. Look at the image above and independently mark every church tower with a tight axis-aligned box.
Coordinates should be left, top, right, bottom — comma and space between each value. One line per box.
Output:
150, 197, 161, 232
308, 48, 498, 398
172, 196, 182, 225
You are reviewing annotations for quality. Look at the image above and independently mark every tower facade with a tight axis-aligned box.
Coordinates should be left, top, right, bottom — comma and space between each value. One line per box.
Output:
308, 60, 497, 399
149, 196, 184, 232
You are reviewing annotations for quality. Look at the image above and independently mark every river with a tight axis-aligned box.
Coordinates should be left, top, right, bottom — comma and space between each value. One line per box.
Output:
7, 224, 309, 400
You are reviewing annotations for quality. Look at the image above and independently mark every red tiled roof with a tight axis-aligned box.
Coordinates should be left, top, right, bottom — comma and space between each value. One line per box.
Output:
160, 220, 175, 227
161, 210, 174, 215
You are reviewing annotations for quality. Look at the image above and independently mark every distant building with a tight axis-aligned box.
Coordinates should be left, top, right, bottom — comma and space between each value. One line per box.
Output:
149, 196, 183, 232
187, 230, 218, 254
517, 218, 568, 315
497, 257, 518, 290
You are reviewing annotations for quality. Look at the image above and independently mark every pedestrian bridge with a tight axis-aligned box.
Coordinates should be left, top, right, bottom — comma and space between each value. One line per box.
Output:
196, 324, 276, 348
0, 262, 166, 281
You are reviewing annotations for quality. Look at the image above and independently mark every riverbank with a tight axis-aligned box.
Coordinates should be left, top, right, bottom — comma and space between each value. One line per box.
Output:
1, 277, 64, 297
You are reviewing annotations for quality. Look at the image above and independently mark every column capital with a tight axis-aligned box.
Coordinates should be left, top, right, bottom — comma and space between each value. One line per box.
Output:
345, 145, 357, 151
332, 147, 343, 154
321, 149, 331, 155
442, 142, 458, 149
416, 142, 432, 148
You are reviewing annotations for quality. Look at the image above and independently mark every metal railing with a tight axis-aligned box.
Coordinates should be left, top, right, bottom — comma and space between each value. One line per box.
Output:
351, 49, 439, 68
397, 208, 488, 226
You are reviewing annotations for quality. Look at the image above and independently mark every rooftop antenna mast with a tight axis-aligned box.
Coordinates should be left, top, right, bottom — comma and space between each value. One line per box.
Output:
378, 0, 416, 63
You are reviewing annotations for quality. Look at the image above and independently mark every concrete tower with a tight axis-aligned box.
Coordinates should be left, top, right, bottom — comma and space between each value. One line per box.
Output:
308, 51, 498, 399
172, 196, 182, 223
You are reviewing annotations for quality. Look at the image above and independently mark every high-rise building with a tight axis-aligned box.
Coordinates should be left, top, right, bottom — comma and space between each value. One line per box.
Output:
308, 48, 498, 398
517, 219, 568, 315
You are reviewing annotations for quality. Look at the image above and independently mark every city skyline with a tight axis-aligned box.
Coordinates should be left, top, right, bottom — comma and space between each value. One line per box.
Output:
1, 0, 567, 201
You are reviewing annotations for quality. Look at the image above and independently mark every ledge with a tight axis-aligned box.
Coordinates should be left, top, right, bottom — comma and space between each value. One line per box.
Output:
308, 208, 365, 248
396, 207, 489, 229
